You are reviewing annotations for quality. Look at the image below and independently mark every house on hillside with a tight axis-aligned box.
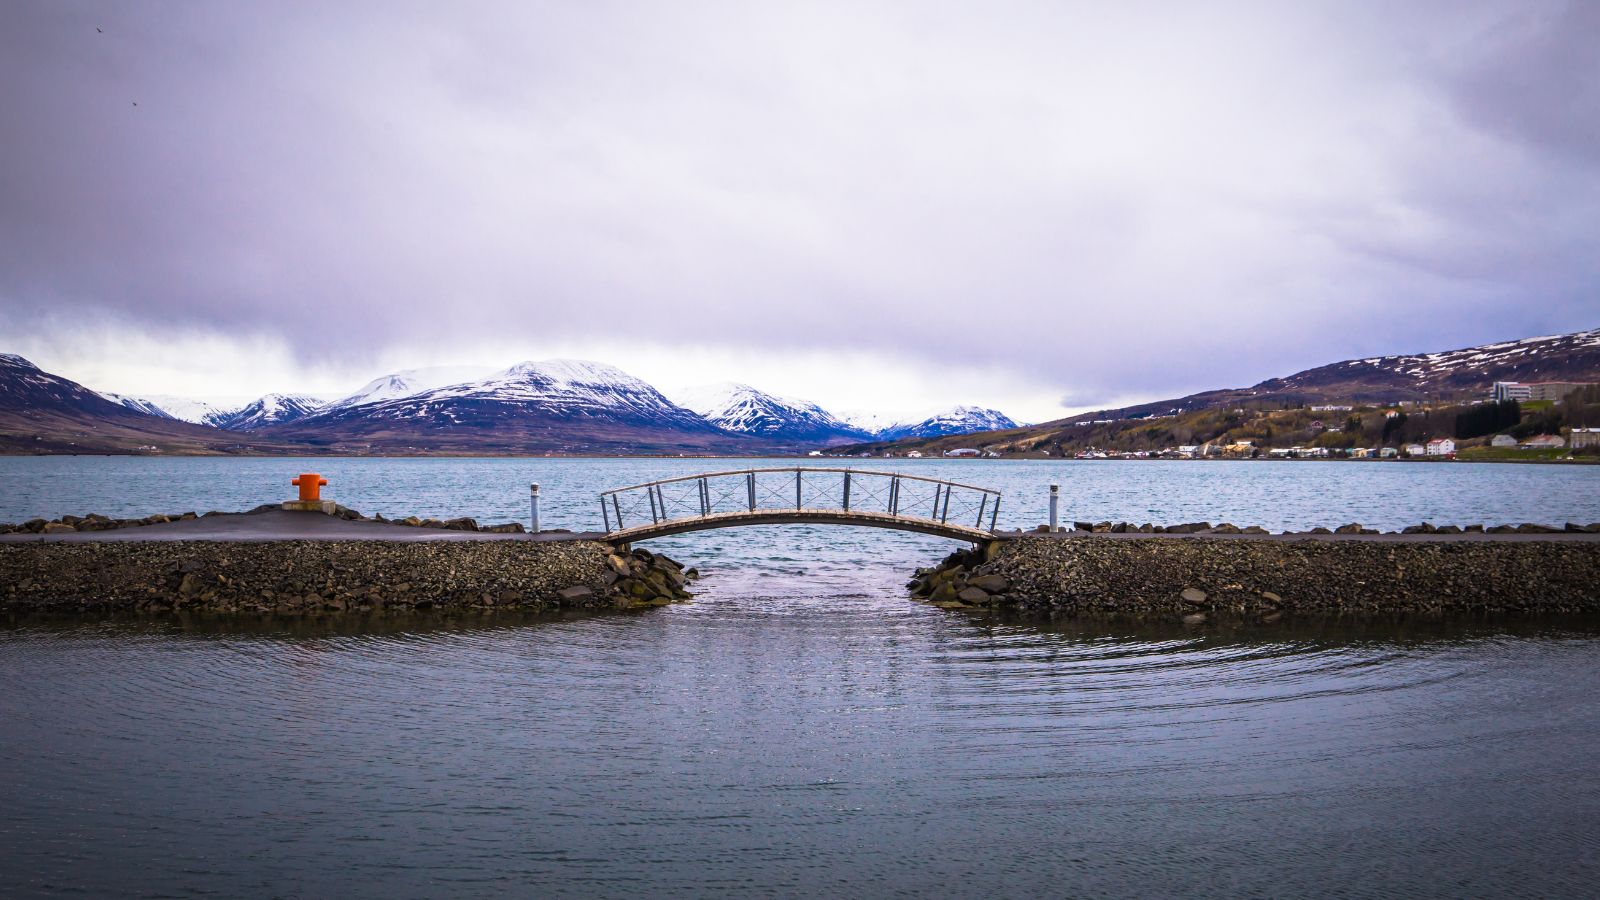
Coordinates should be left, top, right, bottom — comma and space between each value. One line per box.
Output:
943, 448, 980, 457
1520, 434, 1565, 449
1425, 438, 1456, 456
906, 450, 923, 458
1572, 428, 1600, 449
1490, 434, 1517, 448
1403, 443, 1426, 457
1379, 447, 1399, 458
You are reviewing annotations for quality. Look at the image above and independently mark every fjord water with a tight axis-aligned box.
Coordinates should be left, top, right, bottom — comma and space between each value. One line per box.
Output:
4, 457, 1600, 897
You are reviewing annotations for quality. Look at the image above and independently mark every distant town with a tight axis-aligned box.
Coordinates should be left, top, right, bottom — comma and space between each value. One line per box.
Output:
824, 380, 1600, 462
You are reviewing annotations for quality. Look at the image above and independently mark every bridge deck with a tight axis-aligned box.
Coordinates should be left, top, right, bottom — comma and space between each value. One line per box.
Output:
605, 508, 997, 543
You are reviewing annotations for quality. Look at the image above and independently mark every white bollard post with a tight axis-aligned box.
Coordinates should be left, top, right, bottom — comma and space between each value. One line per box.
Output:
1049, 483, 1060, 532
530, 483, 541, 533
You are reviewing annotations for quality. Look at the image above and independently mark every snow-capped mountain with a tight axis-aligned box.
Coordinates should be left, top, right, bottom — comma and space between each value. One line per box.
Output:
672, 383, 869, 444
877, 406, 1019, 441
96, 393, 241, 425
97, 392, 177, 420
399, 359, 711, 426
0, 354, 296, 453
1060, 325, 1600, 424
0, 354, 134, 416
208, 393, 327, 430
317, 365, 497, 416
266, 359, 751, 454
1265, 327, 1600, 397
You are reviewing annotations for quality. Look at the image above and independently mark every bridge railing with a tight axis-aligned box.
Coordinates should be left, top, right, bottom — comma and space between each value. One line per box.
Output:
598, 467, 1002, 534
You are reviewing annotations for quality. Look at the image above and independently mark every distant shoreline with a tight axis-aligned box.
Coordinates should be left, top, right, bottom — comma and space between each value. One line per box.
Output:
1, 451, 1597, 465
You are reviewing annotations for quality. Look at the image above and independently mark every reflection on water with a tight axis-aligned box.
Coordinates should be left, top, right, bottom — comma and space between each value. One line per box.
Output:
5, 558, 1600, 898
6, 457, 1600, 895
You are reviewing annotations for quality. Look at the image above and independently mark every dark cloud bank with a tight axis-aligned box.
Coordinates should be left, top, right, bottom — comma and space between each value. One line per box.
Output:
1, 0, 1595, 410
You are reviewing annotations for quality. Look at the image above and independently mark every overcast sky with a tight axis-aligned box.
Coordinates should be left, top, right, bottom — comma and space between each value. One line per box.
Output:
2, 0, 1596, 421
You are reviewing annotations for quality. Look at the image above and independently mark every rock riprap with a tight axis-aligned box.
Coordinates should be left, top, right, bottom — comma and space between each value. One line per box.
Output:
913, 534, 1600, 619
1056, 520, 1600, 535
1, 540, 693, 615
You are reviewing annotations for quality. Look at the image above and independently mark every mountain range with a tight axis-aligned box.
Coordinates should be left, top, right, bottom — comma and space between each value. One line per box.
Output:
3, 355, 1016, 455
9, 326, 1593, 456
838, 326, 1600, 454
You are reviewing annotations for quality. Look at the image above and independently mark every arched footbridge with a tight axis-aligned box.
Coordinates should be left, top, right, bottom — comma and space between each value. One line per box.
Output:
600, 468, 1002, 543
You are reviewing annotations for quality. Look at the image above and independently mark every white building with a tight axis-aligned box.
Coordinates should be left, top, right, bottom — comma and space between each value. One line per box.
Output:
1572, 428, 1600, 449
943, 448, 980, 457
1493, 381, 1533, 402
1425, 438, 1456, 456
1520, 434, 1565, 449
1403, 443, 1427, 456
1490, 434, 1517, 448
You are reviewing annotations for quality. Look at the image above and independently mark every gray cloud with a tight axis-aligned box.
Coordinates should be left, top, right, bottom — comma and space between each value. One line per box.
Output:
2, 0, 1596, 413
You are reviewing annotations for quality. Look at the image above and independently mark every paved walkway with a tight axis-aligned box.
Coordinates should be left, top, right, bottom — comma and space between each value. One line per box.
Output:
0, 510, 604, 543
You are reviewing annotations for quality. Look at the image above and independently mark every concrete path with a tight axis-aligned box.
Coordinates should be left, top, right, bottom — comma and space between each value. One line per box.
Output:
0, 510, 605, 543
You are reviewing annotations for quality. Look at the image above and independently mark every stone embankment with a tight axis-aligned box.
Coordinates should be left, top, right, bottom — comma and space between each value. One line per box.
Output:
1, 532, 693, 615
911, 525, 1600, 620
1061, 519, 1600, 535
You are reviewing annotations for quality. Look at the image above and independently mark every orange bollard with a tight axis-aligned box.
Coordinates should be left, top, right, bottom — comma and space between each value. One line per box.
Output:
291, 473, 328, 502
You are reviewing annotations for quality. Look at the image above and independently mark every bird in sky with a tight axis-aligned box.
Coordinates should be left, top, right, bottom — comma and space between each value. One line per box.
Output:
96, 27, 102, 33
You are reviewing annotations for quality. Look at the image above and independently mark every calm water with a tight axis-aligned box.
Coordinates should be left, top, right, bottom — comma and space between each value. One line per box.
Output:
4, 457, 1600, 896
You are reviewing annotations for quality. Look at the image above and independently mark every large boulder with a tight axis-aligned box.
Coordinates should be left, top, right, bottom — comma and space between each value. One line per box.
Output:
968, 574, 1010, 593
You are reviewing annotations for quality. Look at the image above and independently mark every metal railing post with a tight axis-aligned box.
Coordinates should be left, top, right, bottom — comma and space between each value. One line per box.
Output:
747, 471, 756, 511
1049, 483, 1059, 532
699, 477, 709, 516
601, 496, 611, 533
843, 471, 851, 511
889, 476, 899, 515
989, 496, 1000, 532
931, 484, 942, 519
976, 494, 987, 529
795, 468, 802, 510
940, 486, 952, 523
530, 483, 541, 533
648, 485, 659, 523
612, 493, 624, 529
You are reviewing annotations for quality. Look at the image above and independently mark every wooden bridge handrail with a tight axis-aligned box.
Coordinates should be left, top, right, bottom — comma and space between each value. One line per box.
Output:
598, 466, 1002, 498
